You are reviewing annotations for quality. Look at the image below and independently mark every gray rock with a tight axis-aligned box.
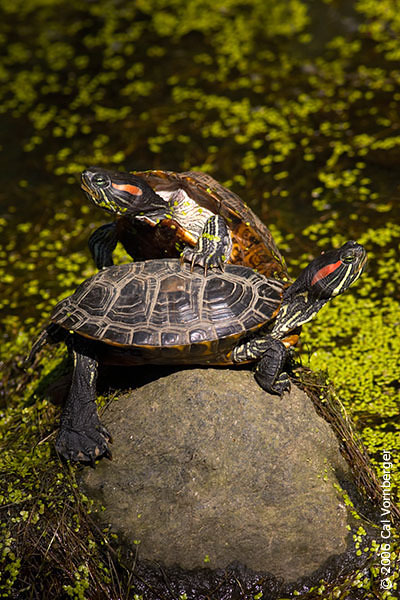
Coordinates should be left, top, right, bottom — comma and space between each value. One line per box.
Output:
80, 368, 369, 591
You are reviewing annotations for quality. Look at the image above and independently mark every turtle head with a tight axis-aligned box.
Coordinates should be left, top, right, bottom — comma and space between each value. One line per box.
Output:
81, 167, 167, 219
272, 240, 367, 338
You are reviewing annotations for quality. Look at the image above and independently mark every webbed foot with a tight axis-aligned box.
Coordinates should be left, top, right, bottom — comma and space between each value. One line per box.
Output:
255, 367, 291, 396
55, 423, 112, 464
254, 338, 291, 396
182, 244, 226, 274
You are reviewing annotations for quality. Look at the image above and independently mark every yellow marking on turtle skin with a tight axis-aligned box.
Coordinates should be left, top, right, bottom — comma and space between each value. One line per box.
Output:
81, 180, 100, 199
225, 349, 254, 365
95, 189, 128, 214
272, 308, 304, 338
331, 262, 358, 296
89, 368, 96, 385
243, 349, 258, 360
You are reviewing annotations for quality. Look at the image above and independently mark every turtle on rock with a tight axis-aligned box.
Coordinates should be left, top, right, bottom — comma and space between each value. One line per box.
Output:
29, 241, 366, 464
81, 167, 288, 279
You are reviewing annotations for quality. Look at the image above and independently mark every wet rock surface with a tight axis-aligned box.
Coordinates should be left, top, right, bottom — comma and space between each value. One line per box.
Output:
80, 368, 374, 597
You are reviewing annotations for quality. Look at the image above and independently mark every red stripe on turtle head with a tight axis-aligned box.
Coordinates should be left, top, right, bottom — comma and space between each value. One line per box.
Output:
311, 260, 342, 286
112, 182, 143, 196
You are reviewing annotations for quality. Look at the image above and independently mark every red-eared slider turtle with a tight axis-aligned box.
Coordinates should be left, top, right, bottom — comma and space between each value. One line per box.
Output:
29, 241, 366, 464
81, 167, 288, 279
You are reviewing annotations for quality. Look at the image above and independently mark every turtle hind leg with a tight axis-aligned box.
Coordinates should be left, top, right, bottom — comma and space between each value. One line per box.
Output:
88, 222, 119, 269
181, 215, 232, 273
55, 335, 112, 464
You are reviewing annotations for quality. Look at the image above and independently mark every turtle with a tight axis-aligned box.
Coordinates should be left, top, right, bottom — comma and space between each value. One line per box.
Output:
29, 240, 366, 464
81, 167, 288, 279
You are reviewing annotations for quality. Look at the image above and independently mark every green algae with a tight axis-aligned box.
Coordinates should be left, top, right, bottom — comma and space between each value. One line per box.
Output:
1, 0, 400, 597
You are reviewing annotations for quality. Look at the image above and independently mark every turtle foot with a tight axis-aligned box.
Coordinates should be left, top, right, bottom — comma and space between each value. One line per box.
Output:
252, 338, 291, 396
255, 369, 291, 396
181, 214, 230, 275
55, 424, 112, 464
182, 246, 225, 275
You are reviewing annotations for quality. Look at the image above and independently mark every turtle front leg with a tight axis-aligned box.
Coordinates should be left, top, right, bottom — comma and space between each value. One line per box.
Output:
254, 340, 290, 395
181, 215, 232, 273
88, 222, 119, 269
55, 335, 112, 464
232, 335, 291, 395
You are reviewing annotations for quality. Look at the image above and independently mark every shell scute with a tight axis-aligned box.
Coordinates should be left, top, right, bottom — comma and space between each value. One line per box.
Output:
51, 260, 285, 351
214, 322, 247, 339
161, 331, 181, 346
102, 324, 133, 346
132, 331, 155, 346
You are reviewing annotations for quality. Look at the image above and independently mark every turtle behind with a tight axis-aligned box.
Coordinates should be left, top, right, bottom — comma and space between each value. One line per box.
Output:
81, 167, 289, 279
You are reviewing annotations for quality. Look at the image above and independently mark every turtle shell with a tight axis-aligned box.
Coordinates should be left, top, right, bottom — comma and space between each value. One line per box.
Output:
133, 170, 288, 280
51, 259, 284, 365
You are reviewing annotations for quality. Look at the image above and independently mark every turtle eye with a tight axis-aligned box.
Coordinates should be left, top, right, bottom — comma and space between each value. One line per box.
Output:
342, 254, 355, 264
92, 174, 108, 187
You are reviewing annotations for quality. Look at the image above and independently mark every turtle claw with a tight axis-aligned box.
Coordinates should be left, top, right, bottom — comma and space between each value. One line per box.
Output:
182, 246, 226, 275
255, 368, 291, 396
103, 447, 113, 461
55, 423, 112, 464
271, 374, 291, 396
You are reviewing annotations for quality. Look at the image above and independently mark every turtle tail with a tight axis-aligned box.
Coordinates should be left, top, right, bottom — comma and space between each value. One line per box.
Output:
26, 323, 67, 364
